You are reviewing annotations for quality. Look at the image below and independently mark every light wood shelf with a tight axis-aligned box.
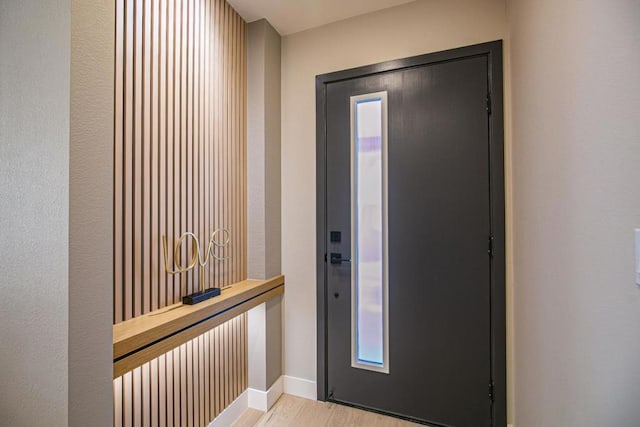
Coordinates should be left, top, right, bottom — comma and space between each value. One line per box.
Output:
113, 275, 284, 378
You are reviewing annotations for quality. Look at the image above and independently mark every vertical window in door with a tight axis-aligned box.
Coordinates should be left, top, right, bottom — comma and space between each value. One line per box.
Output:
350, 92, 389, 373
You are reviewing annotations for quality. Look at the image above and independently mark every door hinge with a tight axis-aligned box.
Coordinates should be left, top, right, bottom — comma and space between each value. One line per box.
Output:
486, 92, 492, 115
324, 253, 327, 263
488, 236, 494, 258
489, 380, 495, 403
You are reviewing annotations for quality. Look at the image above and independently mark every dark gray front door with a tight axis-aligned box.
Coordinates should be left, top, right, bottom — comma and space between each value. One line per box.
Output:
321, 46, 502, 427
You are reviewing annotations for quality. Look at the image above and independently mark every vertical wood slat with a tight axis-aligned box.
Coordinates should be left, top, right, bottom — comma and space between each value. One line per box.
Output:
134, 0, 143, 319
143, 0, 152, 317
124, 368, 133, 427
166, 0, 175, 307
159, 355, 166, 427
124, 0, 135, 322
151, 0, 160, 314
114, 0, 247, 425
158, 0, 167, 315
179, 0, 187, 298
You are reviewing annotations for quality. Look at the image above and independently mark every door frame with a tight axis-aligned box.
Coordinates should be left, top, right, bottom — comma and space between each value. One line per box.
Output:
315, 40, 506, 426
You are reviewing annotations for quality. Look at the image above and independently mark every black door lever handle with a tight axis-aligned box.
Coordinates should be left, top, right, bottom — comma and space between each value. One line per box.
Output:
330, 253, 351, 265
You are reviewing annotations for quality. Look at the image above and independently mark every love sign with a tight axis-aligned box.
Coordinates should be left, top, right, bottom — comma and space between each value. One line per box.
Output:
162, 228, 230, 294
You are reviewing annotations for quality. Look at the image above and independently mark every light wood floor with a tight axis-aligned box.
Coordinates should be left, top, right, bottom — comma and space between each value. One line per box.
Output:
232, 394, 420, 427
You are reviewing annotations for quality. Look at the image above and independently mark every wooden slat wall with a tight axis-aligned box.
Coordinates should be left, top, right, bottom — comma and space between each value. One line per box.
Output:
114, 0, 246, 323
114, 315, 247, 426
113, 0, 247, 425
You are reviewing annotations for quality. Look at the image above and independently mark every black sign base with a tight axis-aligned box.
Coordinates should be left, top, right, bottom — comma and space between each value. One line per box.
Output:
182, 287, 221, 305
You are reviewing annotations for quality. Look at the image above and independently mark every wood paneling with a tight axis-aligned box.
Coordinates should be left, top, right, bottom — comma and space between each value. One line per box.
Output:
114, 315, 247, 426
115, 0, 246, 323
114, 0, 247, 425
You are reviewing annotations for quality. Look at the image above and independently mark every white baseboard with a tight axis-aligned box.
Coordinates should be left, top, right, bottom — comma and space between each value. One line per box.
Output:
208, 390, 248, 427
248, 376, 284, 411
208, 374, 316, 426
283, 375, 317, 401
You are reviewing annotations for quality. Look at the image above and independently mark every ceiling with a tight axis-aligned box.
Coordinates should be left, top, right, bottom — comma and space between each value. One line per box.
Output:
226, 0, 417, 35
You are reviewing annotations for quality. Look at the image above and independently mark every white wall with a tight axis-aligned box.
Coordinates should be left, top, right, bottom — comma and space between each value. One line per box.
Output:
0, 1, 70, 425
0, 1, 114, 425
69, 0, 114, 424
281, 0, 509, 405
248, 18, 284, 395
509, 0, 640, 425
248, 19, 282, 282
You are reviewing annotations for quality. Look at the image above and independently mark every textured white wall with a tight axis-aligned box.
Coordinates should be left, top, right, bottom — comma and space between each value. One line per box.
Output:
281, 0, 509, 403
0, 1, 70, 425
248, 19, 283, 393
248, 19, 282, 281
248, 20, 267, 281
509, 0, 640, 425
68, 0, 114, 425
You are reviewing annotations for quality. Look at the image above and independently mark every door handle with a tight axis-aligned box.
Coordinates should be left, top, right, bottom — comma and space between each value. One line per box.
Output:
330, 253, 351, 265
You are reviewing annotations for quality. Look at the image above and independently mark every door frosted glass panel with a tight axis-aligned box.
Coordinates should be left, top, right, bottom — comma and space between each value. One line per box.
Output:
351, 92, 389, 373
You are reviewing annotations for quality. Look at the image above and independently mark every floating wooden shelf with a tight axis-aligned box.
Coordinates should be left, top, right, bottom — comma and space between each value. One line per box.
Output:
113, 275, 284, 378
